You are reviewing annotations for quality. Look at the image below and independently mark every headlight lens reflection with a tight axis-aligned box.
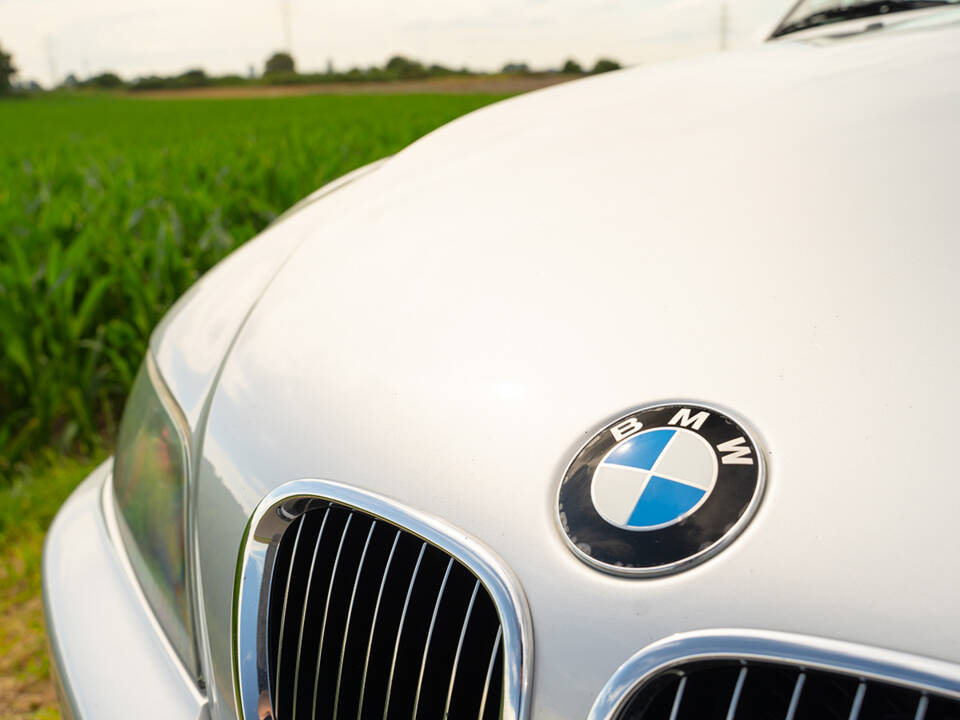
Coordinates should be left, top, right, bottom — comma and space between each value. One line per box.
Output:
113, 354, 196, 677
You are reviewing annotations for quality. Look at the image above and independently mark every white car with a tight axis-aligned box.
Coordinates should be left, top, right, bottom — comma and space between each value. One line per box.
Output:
43, 2, 960, 719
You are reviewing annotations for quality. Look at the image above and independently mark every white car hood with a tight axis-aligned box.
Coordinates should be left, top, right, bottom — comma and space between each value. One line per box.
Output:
163, 19, 960, 720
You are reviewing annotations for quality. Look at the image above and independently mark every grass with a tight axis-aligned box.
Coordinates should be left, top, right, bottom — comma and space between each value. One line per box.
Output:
0, 453, 104, 720
0, 92, 508, 477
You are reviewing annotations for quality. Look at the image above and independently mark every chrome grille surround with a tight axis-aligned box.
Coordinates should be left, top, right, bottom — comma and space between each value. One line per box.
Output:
589, 629, 960, 720
234, 479, 532, 720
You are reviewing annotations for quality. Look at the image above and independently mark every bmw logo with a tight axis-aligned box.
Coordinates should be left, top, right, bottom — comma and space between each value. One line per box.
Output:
557, 403, 765, 576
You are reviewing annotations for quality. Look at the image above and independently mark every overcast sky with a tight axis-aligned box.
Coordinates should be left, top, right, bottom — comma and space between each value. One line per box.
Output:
1, 0, 789, 86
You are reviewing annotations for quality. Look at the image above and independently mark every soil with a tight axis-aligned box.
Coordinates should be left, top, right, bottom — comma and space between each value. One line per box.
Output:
134, 74, 577, 100
0, 556, 59, 720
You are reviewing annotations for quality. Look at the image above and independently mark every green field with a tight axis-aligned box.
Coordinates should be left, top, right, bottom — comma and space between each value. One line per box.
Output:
0, 91, 508, 718
0, 93, 506, 478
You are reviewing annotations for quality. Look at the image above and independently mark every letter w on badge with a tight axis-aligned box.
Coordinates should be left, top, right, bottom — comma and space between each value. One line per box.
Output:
717, 437, 754, 465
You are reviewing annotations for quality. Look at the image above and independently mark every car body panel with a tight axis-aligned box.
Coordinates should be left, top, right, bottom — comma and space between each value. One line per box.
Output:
151, 160, 387, 431
50, 13, 960, 720
169, 19, 960, 720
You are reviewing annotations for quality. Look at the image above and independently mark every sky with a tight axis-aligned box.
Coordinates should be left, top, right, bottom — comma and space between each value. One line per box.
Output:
0, 0, 790, 86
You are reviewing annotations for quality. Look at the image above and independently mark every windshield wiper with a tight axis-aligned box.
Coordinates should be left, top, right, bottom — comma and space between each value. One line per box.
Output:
772, 0, 954, 38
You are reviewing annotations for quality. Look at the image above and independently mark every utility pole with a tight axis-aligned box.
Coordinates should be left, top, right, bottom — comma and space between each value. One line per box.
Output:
719, 0, 730, 51
281, 0, 293, 53
46, 36, 58, 87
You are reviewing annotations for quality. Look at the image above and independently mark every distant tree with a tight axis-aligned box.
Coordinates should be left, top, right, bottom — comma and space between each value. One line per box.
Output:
62, 73, 80, 88
0, 42, 16, 95
132, 75, 165, 91
501, 62, 530, 74
214, 74, 247, 87
176, 68, 208, 87
265, 51, 296, 75
591, 58, 622, 74
561, 59, 584, 74
86, 72, 124, 89
428, 63, 454, 77
385, 55, 428, 79
385, 56, 407, 72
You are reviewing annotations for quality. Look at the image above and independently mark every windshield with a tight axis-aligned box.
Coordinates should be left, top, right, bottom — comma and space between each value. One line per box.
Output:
771, 0, 960, 37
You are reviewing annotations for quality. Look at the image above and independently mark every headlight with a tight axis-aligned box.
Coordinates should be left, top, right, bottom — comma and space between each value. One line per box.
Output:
113, 353, 197, 677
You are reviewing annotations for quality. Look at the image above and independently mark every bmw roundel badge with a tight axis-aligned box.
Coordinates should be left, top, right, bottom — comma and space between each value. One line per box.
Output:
557, 403, 765, 576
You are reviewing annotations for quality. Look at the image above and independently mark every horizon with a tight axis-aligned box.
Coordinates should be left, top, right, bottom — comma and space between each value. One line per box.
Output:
1, 0, 788, 88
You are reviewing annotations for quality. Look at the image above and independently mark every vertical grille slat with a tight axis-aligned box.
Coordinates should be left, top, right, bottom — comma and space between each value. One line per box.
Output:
332, 521, 377, 720
275, 516, 307, 720
291, 509, 332, 720
355, 530, 401, 720
848, 681, 866, 720
786, 672, 806, 720
443, 580, 481, 720
381, 542, 427, 720
310, 512, 355, 720
411, 558, 455, 720
668, 675, 687, 720
725, 666, 747, 720
478, 627, 503, 720
616, 661, 960, 720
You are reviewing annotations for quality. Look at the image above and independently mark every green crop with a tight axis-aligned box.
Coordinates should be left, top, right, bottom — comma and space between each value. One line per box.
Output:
0, 93, 506, 479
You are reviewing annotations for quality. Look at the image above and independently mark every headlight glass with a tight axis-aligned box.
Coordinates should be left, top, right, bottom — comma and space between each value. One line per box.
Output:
113, 353, 197, 676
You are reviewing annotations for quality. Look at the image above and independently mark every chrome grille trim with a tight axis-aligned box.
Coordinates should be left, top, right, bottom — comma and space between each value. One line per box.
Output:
234, 479, 532, 720
589, 629, 960, 720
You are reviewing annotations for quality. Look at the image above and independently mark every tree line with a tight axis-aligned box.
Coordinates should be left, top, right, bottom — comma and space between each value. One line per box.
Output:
0, 44, 622, 94
0, 42, 15, 94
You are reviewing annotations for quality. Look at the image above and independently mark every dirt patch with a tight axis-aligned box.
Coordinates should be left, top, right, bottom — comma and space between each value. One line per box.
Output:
134, 74, 577, 100
0, 538, 59, 720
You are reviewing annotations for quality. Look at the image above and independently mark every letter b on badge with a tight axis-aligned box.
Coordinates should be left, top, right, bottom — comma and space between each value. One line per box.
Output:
610, 417, 643, 442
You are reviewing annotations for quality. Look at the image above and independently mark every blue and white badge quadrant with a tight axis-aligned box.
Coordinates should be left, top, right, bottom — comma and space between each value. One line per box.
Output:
591, 428, 718, 530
